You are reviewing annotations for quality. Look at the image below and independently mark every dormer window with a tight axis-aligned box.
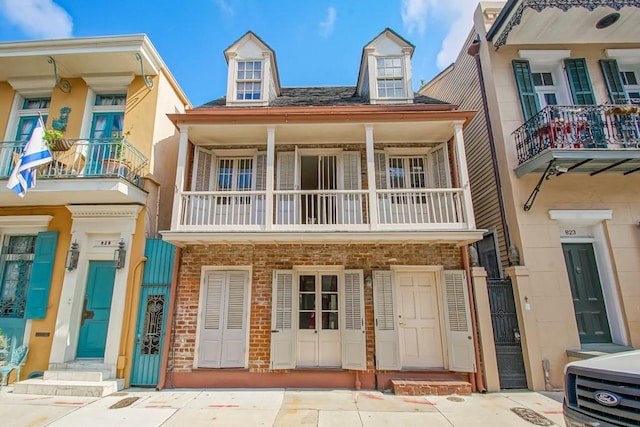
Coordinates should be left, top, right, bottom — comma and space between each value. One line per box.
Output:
236, 60, 262, 100
376, 57, 404, 98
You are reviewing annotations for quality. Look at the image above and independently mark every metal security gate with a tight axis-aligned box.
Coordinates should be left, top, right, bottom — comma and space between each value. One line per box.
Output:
487, 278, 527, 389
130, 239, 176, 386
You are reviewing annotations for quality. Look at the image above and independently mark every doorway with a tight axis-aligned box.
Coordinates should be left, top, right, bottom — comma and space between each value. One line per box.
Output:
300, 155, 337, 225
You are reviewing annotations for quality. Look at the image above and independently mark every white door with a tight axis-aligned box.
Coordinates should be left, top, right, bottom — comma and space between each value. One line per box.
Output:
297, 272, 341, 367
396, 271, 444, 368
197, 270, 249, 368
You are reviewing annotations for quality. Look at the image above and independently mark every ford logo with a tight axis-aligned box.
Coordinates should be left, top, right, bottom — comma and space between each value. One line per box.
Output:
594, 390, 621, 407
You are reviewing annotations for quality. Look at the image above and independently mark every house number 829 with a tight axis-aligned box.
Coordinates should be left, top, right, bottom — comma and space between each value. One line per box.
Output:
564, 229, 576, 235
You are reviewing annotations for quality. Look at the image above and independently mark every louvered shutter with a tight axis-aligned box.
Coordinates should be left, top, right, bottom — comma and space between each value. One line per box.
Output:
599, 59, 626, 104
189, 148, 214, 226
341, 152, 362, 225
374, 151, 387, 189
341, 270, 366, 370
24, 231, 58, 319
220, 271, 249, 367
270, 270, 296, 369
565, 58, 606, 147
276, 152, 295, 225
442, 270, 475, 372
198, 271, 225, 367
255, 153, 267, 191
512, 60, 540, 121
428, 144, 450, 188
373, 270, 400, 370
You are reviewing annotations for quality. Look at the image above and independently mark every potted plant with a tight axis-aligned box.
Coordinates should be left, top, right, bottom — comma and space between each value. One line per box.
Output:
102, 129, 131, 177
44, 129, 73, 151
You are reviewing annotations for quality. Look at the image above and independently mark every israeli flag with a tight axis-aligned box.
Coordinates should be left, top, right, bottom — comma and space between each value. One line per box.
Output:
6, 118, 52, 197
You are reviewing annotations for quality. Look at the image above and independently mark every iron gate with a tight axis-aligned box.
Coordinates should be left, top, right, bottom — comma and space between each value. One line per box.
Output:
487, 278, 527, 389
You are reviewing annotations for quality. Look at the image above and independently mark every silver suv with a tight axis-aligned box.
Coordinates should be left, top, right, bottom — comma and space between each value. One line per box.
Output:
563, 350, 640, 426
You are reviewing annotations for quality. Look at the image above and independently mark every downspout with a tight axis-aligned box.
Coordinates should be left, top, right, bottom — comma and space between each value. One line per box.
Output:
449, 134, 486, 393
467, 37, 512, 255
117, 256, 147, 380
156, 246, 181, 390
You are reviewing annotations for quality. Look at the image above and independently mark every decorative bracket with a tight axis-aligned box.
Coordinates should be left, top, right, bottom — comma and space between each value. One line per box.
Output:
47, 56, 72, 93
135, 53, 154, 90
523, 160, 564, 211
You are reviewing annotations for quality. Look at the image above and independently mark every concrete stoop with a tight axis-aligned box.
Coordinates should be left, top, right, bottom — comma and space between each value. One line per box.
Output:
391, 379, 472, 396
12, 369, 124, 397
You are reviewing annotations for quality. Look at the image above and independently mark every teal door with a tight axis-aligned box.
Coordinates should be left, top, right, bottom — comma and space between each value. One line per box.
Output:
86, 112, 124, 175
77, 261, 116, 358
130, 239, 175, 386
562, 243, 612, 344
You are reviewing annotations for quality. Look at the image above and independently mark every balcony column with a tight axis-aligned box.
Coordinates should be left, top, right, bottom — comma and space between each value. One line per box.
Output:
171, 126, 189, 230
265, 127, 275, 230
365, 125, 379, 230
453, 123, 476, 229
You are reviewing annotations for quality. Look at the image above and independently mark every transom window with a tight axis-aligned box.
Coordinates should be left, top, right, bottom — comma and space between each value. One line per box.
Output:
236, 61, 262, 100
95, 94, 126, 106
376, 57, 404, 98
0, 235, 36, 318
22, 98, 50, 110
15, 97, 51, 141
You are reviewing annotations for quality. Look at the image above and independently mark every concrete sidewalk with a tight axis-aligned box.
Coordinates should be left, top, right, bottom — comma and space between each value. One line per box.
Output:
0, 386, 566, 426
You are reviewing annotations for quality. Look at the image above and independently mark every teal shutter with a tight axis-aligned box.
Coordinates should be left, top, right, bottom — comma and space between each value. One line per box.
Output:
512, 60, 540, 121
599, 59, 626, 104
24, 231, 58, 319
565, 58, 596, 105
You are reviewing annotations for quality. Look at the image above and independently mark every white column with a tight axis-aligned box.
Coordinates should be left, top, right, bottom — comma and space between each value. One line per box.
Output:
365, 125, 379, 230
171, 126, 189, 230
453, 123, 476, 229
265, 127, 275, 230
402, 47, 413, 101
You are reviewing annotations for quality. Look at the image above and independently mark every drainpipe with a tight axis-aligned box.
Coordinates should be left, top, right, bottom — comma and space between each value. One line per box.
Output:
467, 37, 512, 256
117, 256, 147, 380
156, 246, 181, 390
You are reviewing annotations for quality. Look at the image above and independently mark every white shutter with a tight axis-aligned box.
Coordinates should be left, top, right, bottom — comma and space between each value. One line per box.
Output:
374, 151, 387, 189
442, 270, 475, 372
189, 148, 214, 226
198, 271, 225, 368
255, 153, 267, 191
270, 270, 296, 369
373, 270, 401, 370
428, 144, 450, 188
341, 152, 362, 225
341, 270, 366, 370
276, 152, 295, 225
220, 271, 249, 368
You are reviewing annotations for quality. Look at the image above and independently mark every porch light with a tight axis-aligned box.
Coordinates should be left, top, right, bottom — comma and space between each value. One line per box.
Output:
114, 239, 126, 269
66, 241, 80, 271
596, 12, 620, 29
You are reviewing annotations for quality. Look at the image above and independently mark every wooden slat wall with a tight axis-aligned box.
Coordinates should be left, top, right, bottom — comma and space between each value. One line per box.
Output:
420, 31, 508, 271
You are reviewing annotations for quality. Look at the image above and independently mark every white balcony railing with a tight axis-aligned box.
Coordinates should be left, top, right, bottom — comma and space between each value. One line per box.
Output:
177, 188, 469, 231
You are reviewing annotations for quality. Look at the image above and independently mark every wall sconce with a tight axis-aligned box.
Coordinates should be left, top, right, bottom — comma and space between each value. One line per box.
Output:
365, 274, 373, 289
114, 239, 126, 269
66, 240, 79, 271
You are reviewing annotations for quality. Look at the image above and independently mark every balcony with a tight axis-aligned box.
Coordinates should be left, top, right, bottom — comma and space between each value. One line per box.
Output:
513, 104, 640, 177
0, 138, 149, 206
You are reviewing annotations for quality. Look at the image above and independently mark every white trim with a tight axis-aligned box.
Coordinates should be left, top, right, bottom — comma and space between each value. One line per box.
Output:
82, 74, 134, 93
518, 49, 571, 64
7, 76, 55, 96
384, 146, 432, 156
548, 209, 612, 223
211, 148, 258, 157
390, 265, 443, 273
293, 264, 345, 272
605, 49, 640, 65
0, 215, 52, 229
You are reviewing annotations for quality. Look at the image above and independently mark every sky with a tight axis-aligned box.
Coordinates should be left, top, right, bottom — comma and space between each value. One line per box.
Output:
0, 0, 481, 107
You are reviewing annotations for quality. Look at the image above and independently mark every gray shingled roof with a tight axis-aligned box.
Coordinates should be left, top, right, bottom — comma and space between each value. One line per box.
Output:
197, 86, 450, 108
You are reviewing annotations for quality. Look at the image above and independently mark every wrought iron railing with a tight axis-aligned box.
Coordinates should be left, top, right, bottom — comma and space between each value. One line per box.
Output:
0, 138, 148, 187
513, 105, 640, 164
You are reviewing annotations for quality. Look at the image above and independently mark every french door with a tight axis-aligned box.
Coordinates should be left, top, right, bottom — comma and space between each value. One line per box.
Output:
300, 155, 337, 225
296, 272, 341, 367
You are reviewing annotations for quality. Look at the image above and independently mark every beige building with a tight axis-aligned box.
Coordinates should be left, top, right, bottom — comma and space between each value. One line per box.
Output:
422, 1, 640, 391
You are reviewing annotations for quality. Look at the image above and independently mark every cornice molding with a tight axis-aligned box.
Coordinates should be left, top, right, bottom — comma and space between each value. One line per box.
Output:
66, 204, 142, 219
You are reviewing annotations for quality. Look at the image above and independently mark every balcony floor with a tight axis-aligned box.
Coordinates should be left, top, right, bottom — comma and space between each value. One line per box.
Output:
515, 148, 640, 178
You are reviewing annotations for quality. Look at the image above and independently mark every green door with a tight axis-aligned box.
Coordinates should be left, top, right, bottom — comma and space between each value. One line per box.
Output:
77, 261, 116, 358
562, 243, 612, 344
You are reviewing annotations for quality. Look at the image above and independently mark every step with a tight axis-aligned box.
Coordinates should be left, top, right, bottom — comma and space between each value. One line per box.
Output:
391, 379, 472, 396
44, 370, 108, 382
12, 378, 124, 397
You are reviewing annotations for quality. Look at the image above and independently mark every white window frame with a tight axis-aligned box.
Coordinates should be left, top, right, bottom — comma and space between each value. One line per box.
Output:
4, 94, 51, 141
387, 155, 427, 190
376, 56, 405, 99
619, 64, 640, 104
235, 60, 263, 101
215, 156, 256, 192
519, 50, 572, 107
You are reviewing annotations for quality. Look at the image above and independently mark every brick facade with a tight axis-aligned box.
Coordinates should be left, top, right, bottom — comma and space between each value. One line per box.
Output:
169, 243, 462, 374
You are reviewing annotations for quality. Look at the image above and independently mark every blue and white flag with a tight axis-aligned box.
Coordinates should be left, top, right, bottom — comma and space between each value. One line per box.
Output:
6, 118, 52, 197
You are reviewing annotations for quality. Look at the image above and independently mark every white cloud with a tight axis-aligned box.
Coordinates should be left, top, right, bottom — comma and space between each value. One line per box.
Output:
319, 6, 337, 38
215, 0, 234, 16
0, 0, 72, 39
401, 0, 478, 69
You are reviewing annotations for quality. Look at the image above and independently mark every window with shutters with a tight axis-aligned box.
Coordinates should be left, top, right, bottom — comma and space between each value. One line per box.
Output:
619, 66, 640, 104
0, 235, 36, 318
530, 65, 570, 108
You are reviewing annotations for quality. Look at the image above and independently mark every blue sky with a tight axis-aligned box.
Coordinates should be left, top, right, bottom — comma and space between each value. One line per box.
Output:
0, 0, 480, 107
